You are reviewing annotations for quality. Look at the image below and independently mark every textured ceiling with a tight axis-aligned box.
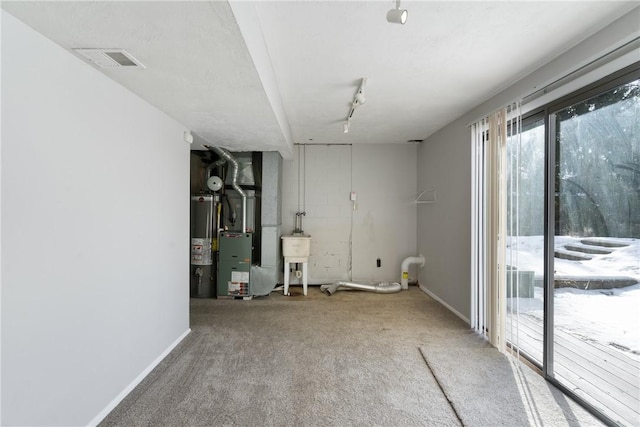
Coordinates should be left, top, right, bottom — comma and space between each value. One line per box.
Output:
2, 1, 638, 158
1, 1, 291, 155
251, 1, 638, 147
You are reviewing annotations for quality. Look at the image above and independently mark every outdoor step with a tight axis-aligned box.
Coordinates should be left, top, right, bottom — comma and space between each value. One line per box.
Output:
565, 243, 612, 255
554, 249, 593, 261
580, 238, 629, 248
554, 275, 638, 290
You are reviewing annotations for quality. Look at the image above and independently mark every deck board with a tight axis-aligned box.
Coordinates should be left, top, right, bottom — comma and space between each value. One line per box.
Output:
506, 313, 639, 426
554, 343, 638, 412
555, 330, 639, 389
554, 338, 638, 398
554, 362, 639, 425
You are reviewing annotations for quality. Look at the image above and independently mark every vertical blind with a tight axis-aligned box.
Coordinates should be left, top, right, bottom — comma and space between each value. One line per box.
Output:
471, 102, 521, 353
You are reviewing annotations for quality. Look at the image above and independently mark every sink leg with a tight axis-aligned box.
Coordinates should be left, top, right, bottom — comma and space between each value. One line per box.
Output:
284, 260, 290, 296
302, 262, 308, 296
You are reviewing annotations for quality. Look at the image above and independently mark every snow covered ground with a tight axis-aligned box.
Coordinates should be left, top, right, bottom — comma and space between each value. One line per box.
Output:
506, 236, 639, 357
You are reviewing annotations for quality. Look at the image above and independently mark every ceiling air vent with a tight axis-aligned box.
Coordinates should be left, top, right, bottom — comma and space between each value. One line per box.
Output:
73, 48, 145, 69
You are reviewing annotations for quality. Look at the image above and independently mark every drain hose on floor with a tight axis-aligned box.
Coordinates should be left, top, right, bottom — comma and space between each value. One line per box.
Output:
321, 281, 402, 295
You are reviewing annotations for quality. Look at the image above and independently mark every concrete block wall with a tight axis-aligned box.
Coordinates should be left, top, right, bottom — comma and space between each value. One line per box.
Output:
282, 145, 352, 283
282, 144, 417, 284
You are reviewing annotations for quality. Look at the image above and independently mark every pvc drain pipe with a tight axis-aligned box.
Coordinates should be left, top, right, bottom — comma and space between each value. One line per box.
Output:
401, 255, 425, 290
321, 281, 401, 295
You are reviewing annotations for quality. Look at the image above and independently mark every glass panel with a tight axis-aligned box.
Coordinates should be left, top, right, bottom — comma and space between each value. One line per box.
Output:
553, 79, 640, 425
505, 117, 545, 365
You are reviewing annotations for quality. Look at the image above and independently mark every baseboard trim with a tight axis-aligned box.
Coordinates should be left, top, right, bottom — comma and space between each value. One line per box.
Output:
419, 284, 470, 325
87, 328, 191, 427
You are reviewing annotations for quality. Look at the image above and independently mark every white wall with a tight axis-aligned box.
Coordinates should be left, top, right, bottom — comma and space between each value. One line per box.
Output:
417, 7, 640, 321
1, 11, 190, 426
416, 124, 471, 320
351, 144, 417, 282
282, 144, 417, 284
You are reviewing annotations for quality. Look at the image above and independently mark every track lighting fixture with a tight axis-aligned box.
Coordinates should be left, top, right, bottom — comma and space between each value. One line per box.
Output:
342, 78, 367, 134
387, 0, 408, 25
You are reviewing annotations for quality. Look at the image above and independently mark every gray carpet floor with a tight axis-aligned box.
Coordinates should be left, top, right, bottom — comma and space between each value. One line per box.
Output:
419, 344, 604, 427
100, 286, 601, 426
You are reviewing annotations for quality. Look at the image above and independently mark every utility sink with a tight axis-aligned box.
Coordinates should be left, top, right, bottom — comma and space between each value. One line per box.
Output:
282, 235, 311, 258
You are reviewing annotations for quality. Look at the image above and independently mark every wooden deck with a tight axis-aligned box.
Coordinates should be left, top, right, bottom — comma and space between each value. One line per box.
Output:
506, 313, 640, 426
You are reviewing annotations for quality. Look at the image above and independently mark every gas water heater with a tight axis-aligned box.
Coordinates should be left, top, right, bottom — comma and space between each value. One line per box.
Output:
190, 194, 219, 298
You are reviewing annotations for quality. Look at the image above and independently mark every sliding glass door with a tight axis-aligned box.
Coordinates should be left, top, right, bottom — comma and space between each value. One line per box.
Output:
548, 77, 640, 426
475, 64, 639, 424
505, 116, 545, 365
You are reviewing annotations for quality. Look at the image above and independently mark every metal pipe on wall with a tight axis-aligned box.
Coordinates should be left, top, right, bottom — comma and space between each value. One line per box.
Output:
204, 145, 247, 233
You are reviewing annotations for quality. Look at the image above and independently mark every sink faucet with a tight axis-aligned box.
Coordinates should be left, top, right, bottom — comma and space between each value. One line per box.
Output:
294, 211, 306, 235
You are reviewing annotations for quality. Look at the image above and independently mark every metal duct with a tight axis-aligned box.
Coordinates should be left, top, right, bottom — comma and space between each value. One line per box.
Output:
204, 145, 247, 233
320, 281, 402, 295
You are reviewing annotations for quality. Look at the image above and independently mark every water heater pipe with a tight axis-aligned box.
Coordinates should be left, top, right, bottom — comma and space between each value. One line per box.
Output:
204, 145, 247, 233
401, 255, 425, 290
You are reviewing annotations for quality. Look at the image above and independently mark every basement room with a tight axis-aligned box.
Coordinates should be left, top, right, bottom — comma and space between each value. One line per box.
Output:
1, 1, 639, 426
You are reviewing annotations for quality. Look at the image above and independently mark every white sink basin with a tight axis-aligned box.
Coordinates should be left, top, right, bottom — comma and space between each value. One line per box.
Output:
282, 235, 311, 258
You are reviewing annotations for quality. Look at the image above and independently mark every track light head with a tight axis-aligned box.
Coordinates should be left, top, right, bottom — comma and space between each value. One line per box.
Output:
387, 0, 408, 24
342, 78, 367, 134
354, 78, 367, 106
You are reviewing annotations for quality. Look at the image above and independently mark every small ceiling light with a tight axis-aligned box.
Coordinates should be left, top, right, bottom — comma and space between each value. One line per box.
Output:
387, 0, 408, 25
343, 121, 350, 133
